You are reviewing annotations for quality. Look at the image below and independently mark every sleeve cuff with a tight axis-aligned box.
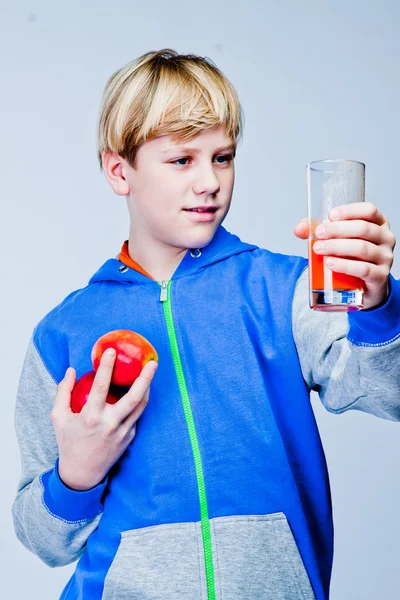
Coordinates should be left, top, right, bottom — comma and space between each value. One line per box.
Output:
40, 459, 108, 522
348, 274, 400, 346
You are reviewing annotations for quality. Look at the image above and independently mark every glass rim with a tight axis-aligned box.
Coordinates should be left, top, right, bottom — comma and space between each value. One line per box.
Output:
307, 158, 365, 172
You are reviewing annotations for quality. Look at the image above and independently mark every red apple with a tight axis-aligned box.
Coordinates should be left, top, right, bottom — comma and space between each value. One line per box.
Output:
70, 370, 124, 414
91, 329, 158, 387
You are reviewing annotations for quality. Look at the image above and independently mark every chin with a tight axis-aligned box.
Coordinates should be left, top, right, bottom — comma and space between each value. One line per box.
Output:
185, 225, 219, 249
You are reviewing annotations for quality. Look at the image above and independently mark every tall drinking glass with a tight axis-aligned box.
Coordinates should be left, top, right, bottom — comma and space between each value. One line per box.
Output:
306, 159, 365, 312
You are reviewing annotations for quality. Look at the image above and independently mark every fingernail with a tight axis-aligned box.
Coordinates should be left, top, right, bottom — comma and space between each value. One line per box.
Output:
105, 348, 116, 357
65, 367, 72, 378
313, 242, 324, 252
315, 225, 326, 237
147, 362, 158, 374
330, 209, 340, 220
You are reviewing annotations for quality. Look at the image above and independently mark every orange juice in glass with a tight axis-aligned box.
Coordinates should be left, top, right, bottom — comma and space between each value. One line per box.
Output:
306, 159, 365, 312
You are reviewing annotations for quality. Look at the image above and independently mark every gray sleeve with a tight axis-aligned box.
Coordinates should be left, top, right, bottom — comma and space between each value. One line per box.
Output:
11, 336, 103, 567
292, 268, 400, 421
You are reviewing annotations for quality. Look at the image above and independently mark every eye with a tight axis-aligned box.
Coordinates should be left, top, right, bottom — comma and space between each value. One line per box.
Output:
171, 154, 234, 166
173, 157, 191, 166
215, 154, 234, 164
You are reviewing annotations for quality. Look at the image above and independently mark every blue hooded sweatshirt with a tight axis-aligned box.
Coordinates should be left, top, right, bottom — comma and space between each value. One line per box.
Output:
12, 225, 400, 600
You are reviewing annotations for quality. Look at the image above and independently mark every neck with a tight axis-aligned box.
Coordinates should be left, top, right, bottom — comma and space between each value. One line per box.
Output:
127, 230, 188, 282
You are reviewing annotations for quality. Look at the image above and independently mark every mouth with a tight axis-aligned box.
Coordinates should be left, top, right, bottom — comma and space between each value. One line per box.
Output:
183, 207, 218, 213
183, 207, 218, 222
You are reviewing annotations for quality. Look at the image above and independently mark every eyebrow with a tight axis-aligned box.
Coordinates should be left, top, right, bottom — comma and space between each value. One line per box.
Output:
162, 144, 236, 155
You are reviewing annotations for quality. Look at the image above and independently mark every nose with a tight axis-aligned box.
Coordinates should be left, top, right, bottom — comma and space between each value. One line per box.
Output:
192, 163, 220, 196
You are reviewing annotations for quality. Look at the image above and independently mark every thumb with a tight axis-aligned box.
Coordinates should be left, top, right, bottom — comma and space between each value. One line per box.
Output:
294, 218, 310, 239
53, 367, 76, 412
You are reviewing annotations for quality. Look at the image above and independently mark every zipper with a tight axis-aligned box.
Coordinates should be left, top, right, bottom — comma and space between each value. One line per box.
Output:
159, 280, 168, 302
158, 279, 216, 600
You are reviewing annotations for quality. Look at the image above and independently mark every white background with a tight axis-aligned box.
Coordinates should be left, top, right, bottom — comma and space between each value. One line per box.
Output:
1, 1, 399, 598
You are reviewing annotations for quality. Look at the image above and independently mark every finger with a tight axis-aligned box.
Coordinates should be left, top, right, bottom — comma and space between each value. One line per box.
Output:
324, 257, 388, 286
329, 202, 386, 225
120, 421, 137, 445
314, 219, 386, 245
52, 367, 76, 416
294, 218, 309, 239
86, 348, 117, 412
313, 238, 391, 265
119, 390, 150, 437
111, 360, 158, 423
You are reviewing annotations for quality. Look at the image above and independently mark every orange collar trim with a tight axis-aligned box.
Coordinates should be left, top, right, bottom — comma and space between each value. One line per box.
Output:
118, 241, 154, 280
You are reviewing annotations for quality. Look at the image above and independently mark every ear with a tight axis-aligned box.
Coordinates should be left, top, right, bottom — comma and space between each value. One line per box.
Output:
102, 152, 130, 196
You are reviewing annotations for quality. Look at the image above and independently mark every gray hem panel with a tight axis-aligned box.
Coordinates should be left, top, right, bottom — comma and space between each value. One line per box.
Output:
102, 513, 315, 600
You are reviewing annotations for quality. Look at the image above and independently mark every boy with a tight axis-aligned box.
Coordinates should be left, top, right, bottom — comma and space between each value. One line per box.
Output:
12, 49, 399, 600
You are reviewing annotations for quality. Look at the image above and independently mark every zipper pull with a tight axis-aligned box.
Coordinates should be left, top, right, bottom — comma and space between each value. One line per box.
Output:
159, 280, 168, 302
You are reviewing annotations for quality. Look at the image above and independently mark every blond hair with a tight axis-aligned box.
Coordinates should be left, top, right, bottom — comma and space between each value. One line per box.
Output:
96, 48, 244, 169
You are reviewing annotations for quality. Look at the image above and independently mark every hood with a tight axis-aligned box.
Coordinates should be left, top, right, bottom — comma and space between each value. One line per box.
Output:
88, 225, 259, 285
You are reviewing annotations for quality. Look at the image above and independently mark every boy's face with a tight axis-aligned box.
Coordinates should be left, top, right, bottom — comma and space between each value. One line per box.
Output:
107, 126, 236, 258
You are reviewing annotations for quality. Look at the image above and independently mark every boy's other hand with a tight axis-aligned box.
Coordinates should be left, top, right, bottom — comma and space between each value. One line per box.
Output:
51, 349, 158, 491
294, 202, 396, 310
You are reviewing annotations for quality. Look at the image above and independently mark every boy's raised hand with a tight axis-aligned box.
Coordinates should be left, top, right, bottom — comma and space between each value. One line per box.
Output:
51, 349, 158, 491
294, 202, 396, 310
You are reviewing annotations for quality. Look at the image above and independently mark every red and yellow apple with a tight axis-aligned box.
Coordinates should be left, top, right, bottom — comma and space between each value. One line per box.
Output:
91, 329, 158, 387
70, 370, 124, 413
